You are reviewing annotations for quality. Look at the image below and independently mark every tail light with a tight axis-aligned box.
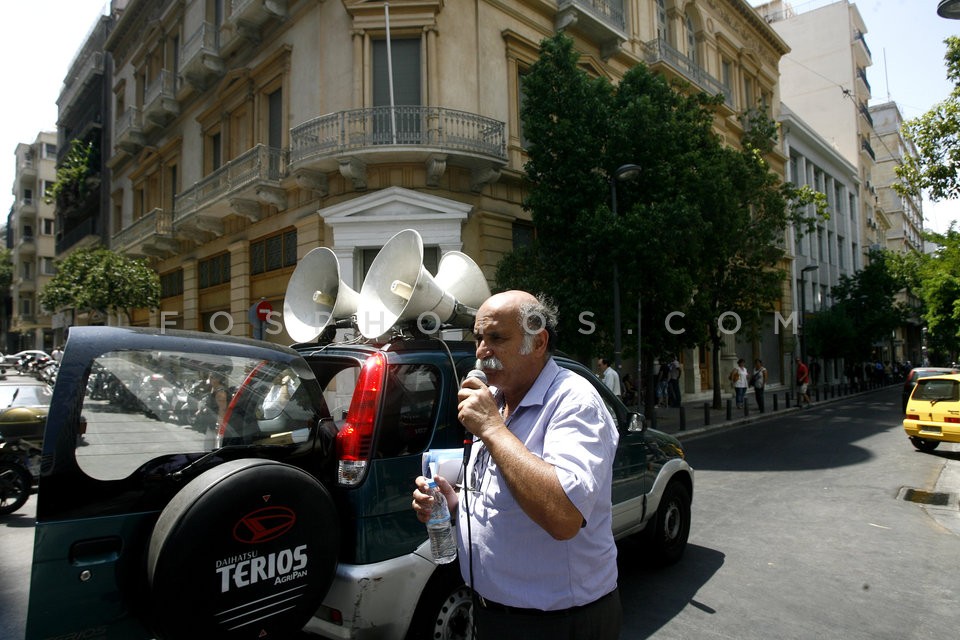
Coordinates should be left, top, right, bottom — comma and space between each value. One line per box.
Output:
905, 414, 920, 420
945, 416, 960, 424
336, 353, 386, 486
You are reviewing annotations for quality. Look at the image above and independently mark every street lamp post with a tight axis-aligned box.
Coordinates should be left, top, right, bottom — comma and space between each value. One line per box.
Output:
609, 164, 641, 378
799, 264, 820, 363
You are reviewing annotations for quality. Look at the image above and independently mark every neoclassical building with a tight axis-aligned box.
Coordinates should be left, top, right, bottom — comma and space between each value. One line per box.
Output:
58, 0, 789, 399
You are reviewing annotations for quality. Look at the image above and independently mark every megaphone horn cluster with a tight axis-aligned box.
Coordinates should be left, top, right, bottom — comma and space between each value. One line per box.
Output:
282, 229, 490, 342
356, 229, 490, 339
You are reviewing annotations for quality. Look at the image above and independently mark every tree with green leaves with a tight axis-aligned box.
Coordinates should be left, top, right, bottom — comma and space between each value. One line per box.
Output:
804, 249, 907, 364
39, 246, 160, 323
896, 36, 960, 202
0, 247, 13, 293
497, 33, 825, 411
907, 227, 960, 362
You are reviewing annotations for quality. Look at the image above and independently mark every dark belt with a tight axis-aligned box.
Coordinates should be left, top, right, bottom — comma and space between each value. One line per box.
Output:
475, 590, 615, 617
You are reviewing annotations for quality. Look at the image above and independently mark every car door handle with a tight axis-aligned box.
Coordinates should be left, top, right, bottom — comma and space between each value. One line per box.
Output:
69, 536, 123, 565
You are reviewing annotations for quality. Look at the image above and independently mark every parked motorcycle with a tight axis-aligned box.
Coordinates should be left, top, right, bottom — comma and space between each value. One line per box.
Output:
0, 435, 40, 515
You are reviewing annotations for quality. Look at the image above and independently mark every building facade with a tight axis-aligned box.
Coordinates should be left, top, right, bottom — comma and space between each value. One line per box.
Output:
757, 0, 884, 258
871, 100, 925, 365
780, 104, 862, 383
47, 0, 790, 401
8, 132, 59, 352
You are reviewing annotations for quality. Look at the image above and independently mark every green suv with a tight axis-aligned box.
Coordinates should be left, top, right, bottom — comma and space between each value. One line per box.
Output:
26, 326, 693, 639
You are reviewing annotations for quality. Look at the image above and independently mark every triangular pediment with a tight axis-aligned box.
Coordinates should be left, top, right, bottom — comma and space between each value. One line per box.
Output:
321, 186, 472, 224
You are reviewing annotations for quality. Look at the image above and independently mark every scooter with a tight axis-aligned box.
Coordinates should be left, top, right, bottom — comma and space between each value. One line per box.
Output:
0, 434, 40, 515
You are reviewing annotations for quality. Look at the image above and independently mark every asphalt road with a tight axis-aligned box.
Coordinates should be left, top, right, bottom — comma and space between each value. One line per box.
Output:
617, 387, 960, 640
3, 385, 958, 639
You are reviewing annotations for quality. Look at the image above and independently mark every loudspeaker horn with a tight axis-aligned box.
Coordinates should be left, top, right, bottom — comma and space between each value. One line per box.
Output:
283, 247, 360, 343
355, 229, 490, 339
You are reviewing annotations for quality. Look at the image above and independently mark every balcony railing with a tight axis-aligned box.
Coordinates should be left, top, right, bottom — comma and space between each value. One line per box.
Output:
174, 144, 287, 224
559, 0, 625, 31
854, 29, 872, 61
290, 106, 507, 166
861, 136, 876, 161
856, 66, 871, 93
144, 70, 180, 128
58, 51, 104, 116
181, 22, 224, 89
643, 39, 733, 107
115, 107, 145, 154
113, 207, 175, 253
858, 101, 873, 128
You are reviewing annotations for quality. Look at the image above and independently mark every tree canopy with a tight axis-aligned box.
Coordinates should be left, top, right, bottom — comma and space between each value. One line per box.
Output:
496, 33, 824, 410
897, 36, 960, 202
804, 249, 908, 364
39, 246, 160, 322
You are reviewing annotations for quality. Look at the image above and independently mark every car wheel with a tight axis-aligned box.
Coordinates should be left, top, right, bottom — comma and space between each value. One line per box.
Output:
405, 562, 473, 640
645, 480, 691, 567
909, 437, 940, 452
0, 461, 32, 515
147, 458, 339, 640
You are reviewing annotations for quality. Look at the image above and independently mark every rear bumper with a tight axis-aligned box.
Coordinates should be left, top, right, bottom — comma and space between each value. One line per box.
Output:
903, 420, 960, 443
304, 545, 437, 640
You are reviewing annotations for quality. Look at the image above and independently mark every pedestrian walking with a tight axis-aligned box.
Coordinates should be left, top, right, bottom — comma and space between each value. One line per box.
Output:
730, 358, 749, 409
752, 358, 768, 412
598, 357, 621, 399
796, 357, 812, 407
668, 355, 682, 408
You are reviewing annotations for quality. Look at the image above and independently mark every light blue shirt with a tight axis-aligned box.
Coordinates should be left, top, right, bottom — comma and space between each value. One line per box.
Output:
456, 358, 619, 610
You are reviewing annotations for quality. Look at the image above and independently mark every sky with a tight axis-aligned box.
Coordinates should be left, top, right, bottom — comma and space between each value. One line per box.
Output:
2, 0, 959, 232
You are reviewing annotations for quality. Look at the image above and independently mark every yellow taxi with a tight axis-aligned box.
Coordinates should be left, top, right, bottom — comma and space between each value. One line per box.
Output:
903, 373, 960, 452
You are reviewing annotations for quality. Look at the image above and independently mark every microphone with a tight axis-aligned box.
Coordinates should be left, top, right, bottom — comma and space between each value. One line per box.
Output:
461, 369, 487, 470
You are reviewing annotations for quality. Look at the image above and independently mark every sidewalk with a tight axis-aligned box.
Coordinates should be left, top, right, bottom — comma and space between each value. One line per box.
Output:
641, 383, 888, 440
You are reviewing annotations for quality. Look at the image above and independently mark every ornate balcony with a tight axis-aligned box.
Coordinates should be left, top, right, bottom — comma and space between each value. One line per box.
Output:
16, 235, 36, 255
643, 38, 733, 109
57, 51, 104, 120
112, 207, 180, 258
556, 0, 626, 58
17, 155, 37, 187
181, 22, 225, 91
229, 0, 287, 39
174, 144, 287, 241
143, 70, 180, 130
289, 106, 506, 191
115, 107, 145, 155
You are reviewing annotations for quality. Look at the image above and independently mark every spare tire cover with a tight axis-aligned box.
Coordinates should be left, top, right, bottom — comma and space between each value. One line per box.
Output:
147, 458, 339, 639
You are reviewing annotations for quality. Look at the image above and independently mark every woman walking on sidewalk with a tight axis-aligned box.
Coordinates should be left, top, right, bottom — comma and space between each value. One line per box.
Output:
731, 358, 749, 409
752, 359, 768, 412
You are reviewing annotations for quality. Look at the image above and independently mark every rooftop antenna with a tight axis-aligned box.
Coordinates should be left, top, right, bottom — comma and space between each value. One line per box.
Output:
883, 47, 891, 102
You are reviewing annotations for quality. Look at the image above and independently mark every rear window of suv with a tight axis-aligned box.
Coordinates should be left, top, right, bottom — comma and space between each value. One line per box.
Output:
77, 348, 326, 480
309, 358, 440, 458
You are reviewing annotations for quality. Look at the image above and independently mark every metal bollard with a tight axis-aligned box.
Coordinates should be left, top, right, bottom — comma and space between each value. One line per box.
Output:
650, 407, 657, 430
773, 393, 779, 411
726, 398, 732, 421
703, 402, 710, 426
743, 400, 749, 417
786, 392, 791, 408
679, 407, 686, 431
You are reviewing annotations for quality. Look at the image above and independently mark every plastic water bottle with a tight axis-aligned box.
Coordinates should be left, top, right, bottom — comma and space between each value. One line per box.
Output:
426, 479, 457, 564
